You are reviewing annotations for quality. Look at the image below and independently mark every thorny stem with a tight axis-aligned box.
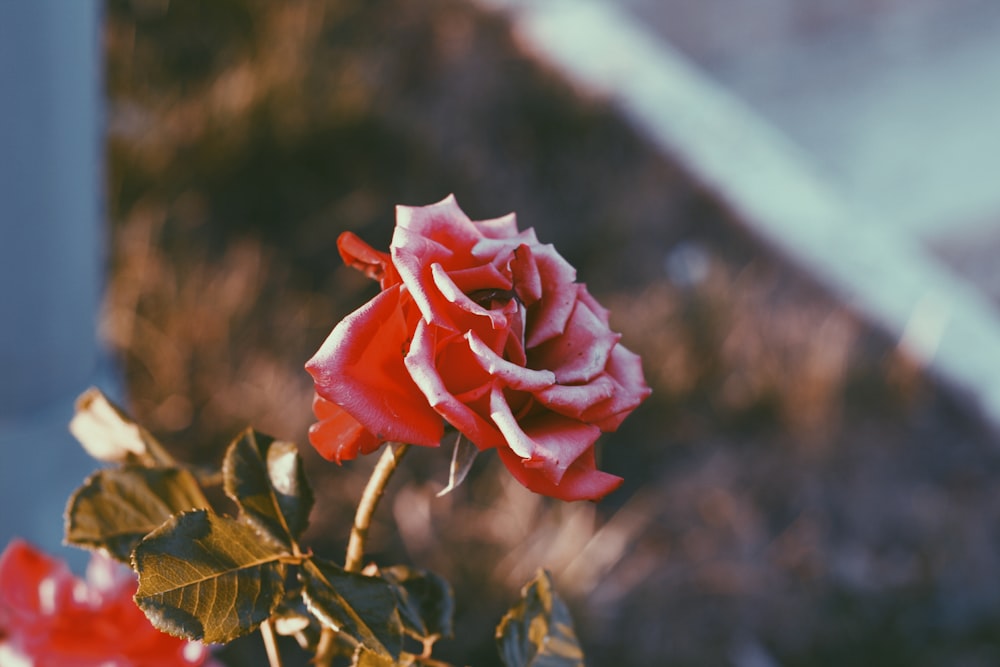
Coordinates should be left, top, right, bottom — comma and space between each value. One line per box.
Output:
260, 619, 283, 667
315, 442, 411, 666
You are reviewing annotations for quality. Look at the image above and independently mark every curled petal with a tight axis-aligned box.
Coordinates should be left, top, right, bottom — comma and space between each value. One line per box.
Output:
395, 194, 481, 249
524, 245, 578, 347
534, 374, 617, 420
509, 244, 543, 306
582, 344, 653, 431
576, 283, 610, 326
503, 302, 528, 367
465, 330, 556, 392
489, 384, 601, 483
471, 228, 541, 261
472, 212, 520, 239
495, 446, 623, 502
445, 263, 512, 294
530, 288, 621, 384
337, 232, 400, 288
391, 226, 462, 330
404, 320, 506, 450
306, 285, 443, 447
431, 263, 508, 329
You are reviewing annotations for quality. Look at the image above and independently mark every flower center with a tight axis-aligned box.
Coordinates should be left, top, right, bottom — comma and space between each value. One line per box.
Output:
467, 288, 516, 311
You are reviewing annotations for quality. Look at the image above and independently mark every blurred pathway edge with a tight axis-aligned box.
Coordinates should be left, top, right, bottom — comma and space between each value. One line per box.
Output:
0, 0, 109, 563
475, 0, 1000, 434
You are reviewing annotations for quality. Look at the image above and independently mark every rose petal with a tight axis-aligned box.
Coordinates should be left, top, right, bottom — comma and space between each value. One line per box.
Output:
391, 226, 462, 330
395, 194, 481, 250
472, 212, 519, 239
524, 245, 578, 347
0, 541, 214, 666
404, 320, 506, 450
445, 263, 512, 294
503, 303, 528, 367
576, 283, 610, 326
435, 329, 494, 395
471, 228, 541, 263
306, 285, 443, 446
465, 330, 556, 392
495, 446, 623, 502
533, 374, 617, 419
509, 244, 543, 306
431, 263, 508, 329
0, 540, 74, 621
308, 395, 383, 464
581, 344, 653, 431
529, 287, 621, 384
337, 231, 400, 289
489, 384, 601, 483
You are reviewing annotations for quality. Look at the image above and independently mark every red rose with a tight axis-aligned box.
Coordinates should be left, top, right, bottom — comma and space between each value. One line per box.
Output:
306, 195, 650, 501
0, 539, 216, 667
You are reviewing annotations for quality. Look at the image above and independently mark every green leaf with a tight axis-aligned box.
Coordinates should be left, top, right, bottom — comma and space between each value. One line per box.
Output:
496, 570, 585, 667
65, 466, 209, 563
69, 387, 174, 466
300, 557, 403, 660
223, 429, 314, 546
436, 434, 479, 498
133, 509, 289, 643
381, 565, 454, 646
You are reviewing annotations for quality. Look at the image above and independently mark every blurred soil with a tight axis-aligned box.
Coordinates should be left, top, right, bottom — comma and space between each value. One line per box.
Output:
105, 1, 1000, 665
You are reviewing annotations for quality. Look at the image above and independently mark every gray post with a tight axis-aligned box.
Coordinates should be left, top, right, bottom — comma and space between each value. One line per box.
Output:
0, 0, 106, 563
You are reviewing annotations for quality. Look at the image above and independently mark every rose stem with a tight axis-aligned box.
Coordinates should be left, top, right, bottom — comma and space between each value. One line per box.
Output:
345, 442, 411, 572
315, 442, 411, 666
260, 619, 284, 667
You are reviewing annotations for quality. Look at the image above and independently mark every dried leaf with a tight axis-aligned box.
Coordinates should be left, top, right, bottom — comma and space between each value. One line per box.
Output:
437, 434, 479, 498
133, 509, 289, 643
300, 557, 403, 660
381, 565, 454, 646
223, 429, 314, 546
65, 466, 209, 563
496, 570, 585, 667
69, 387, 173, 466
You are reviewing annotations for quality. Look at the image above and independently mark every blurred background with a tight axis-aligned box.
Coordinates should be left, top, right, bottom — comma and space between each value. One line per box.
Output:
5, 0, 1000, 665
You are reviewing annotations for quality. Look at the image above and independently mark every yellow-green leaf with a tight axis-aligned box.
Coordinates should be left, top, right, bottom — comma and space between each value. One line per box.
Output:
496, 570, 585, 667
65, 466, 209, 563
133, 509, 289, 643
